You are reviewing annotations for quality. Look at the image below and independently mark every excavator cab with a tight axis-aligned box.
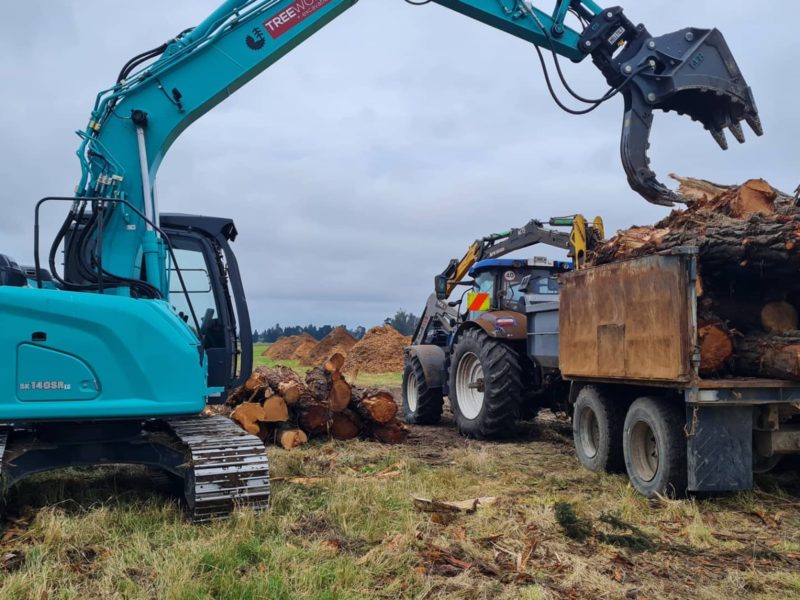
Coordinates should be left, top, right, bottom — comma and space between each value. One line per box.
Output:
160, 214, 252, 399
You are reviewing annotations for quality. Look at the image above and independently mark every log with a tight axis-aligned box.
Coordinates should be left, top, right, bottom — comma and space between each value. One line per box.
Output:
305, 364, 351, 413
230, 403, 266, 436
369, 418, 409, 445
305, 366, 330, 401
325, 353, 346, 373
698, 321, 734, 374
590, 179, 795, 272
279, 428, 309, 450
244, 370, 268, 392
329, 379, 352, 413
262, 396, 289, 423
736, 333, 800, 381
761, 301, 799, 333
353, 390, 398, 425
277, 381, 303, 405
297, 402, 332, 437
330, 410, 361, 441
256, 365, 303, 390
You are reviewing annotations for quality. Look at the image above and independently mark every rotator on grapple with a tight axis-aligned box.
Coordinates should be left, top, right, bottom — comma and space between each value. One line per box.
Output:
0, 0, 759, 519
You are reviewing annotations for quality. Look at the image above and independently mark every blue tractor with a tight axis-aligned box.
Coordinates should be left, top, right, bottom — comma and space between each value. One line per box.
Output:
403, 217, 603, 438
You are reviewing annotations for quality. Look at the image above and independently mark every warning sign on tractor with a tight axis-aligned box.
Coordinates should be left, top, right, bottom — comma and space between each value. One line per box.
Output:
467, 292, 491, 312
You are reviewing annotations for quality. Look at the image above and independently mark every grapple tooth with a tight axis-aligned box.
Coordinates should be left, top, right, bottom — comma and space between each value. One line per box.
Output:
729, 121, 746, 144
710, 128, 729, 150
745, 113, 764, 136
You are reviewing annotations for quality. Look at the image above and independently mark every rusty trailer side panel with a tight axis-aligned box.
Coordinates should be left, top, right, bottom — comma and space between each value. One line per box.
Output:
558, 253, 696, 383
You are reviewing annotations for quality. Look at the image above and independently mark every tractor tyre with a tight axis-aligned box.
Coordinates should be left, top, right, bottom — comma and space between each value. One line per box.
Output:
448, 328, 522, 439
572, 386, 626, 473
623, 397, 688, 498
402, 357, 444, 425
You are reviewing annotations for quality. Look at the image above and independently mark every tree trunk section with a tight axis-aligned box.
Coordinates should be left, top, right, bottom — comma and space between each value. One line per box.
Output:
353, 390, 398, 425
297, 402, 331, 437
230, 403, 266, 436
262, 396, 289, 423
736, 333, 800, 381
279, 428, 309, 450
698, 321, 734, 374
331, 410, 361, 441
369, 418, 409, 444
761, 301, 799, 333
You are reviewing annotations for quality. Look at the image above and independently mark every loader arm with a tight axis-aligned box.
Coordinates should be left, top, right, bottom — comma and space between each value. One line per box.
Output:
436, 216, 605, 299
68, 0, 759, 299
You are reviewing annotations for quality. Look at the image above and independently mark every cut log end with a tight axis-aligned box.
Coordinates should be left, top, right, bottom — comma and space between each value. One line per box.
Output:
698, 322, 734, 373
262, 395, 289, 423
279, 428, 309, 450
761, 301, 799, 333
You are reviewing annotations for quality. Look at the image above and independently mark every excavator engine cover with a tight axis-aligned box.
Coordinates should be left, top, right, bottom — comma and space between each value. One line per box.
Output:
582, 8, 761, 206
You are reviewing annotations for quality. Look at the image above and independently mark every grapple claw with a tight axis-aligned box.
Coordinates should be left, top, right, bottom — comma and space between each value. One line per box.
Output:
582, 11, 760, 206
746, 113, 764, 137
710, 128, 729, 151
729, 121, 746, 144
618, 27, 758, 204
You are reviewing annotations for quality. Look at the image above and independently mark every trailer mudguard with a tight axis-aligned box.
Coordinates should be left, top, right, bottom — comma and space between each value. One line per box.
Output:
686, 404, 753, 492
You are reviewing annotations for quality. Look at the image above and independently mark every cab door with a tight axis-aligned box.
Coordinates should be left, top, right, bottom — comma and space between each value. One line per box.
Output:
161, 215, 252, 398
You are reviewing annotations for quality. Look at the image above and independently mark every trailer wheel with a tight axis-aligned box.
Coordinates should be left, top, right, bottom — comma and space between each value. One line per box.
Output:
449, 328, 522, 439
572, 386, 625, 473
402, 357, 444, 425
623, 397, 688, 498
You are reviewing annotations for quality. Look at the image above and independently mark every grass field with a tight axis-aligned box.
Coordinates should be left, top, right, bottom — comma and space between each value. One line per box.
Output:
1, 356, 799, 599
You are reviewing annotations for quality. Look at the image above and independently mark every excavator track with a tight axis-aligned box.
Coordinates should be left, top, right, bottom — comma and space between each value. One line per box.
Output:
166, 415, 270, 523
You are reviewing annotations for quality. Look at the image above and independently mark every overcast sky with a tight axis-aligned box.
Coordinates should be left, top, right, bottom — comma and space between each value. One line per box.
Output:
1, 1, 797, 330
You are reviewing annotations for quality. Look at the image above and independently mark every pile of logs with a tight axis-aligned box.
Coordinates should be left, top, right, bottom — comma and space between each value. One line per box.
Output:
591, 176, 800, 381
226, 354, 409, 449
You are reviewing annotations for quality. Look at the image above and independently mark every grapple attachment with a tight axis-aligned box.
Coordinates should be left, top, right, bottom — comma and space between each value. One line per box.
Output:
582, 10, 761, 206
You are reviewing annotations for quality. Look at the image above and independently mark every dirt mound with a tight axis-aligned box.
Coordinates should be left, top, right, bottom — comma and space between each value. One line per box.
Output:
343, 325, 410, 374
301, 327, 357, 366
291, 338, 319, 362
265, 333, 316, 360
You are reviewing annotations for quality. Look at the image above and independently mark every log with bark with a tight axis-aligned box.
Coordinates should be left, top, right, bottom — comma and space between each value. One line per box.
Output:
224, 356, 406, 447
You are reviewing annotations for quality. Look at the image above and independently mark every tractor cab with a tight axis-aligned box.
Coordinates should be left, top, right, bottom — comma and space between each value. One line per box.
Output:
466, 257, 571, 316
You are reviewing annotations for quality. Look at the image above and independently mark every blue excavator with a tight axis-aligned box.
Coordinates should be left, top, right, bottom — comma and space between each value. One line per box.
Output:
0, 0, 760, 520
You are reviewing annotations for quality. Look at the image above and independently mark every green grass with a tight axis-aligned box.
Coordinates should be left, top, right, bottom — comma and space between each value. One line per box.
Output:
2, 424, 799, 600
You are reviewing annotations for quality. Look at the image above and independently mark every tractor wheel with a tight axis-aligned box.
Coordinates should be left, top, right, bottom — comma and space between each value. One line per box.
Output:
448, 328, 522, 439
402, 357, 444, 425
623, 397, 688, 498
572, 386, 625, 473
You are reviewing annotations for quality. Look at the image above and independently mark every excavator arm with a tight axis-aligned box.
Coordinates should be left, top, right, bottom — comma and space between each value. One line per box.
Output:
67, 0, 759, 298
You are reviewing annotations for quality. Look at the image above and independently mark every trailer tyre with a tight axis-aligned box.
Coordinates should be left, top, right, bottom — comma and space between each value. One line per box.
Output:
402, 358, 443, 425
449, 328, 522, 439
623, 397, 688, 498
572, 386, 625, 473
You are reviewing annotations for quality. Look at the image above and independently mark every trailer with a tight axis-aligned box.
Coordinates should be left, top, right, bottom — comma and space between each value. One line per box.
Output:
526, 248, 800, 497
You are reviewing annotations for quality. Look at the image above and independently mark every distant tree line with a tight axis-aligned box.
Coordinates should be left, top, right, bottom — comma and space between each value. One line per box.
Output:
253, 324, 365, 343
253, 310, 420, 343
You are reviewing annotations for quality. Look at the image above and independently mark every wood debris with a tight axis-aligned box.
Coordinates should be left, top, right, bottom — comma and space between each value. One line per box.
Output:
226, 354, 408, 448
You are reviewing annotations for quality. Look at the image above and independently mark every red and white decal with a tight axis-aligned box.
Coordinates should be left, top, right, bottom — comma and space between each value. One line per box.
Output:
264, 0, 333, 39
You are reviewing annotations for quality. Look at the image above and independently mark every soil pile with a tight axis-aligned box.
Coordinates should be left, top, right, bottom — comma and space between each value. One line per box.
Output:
264, 333, 316, 360
301, 327, 357, 366
343, 325, 411, 374
291, 338, 319, 362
